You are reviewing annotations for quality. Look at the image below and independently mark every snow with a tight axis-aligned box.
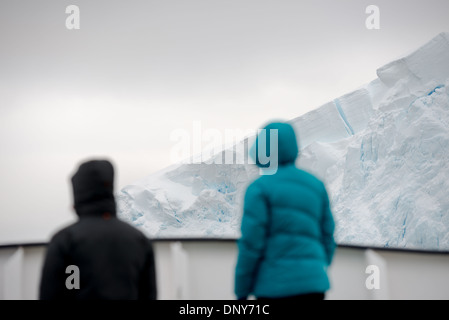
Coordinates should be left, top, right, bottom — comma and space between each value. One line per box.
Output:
118, 32, 449, 251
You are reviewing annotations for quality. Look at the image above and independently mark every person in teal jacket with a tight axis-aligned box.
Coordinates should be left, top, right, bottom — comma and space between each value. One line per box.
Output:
234, 121, 336, 300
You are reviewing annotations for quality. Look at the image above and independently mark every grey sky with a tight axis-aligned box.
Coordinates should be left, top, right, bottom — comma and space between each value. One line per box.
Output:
1, 0, 449, 244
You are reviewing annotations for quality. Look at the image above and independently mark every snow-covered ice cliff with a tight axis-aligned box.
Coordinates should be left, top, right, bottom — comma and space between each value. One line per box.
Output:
118, 32, 449, 251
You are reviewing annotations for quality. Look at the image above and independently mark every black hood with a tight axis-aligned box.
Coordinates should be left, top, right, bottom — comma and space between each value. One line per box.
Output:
71, 159, 116, 217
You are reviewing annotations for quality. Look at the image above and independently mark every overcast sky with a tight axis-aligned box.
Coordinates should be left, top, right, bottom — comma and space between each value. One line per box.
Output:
1, 0, 449, 244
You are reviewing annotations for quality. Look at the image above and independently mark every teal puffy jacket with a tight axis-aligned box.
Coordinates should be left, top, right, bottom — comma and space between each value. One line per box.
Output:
234, 122, 336, 299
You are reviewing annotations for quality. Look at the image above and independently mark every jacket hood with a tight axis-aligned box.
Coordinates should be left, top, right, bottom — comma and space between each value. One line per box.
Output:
250, 121, 299, 168
71, 159, 116, 217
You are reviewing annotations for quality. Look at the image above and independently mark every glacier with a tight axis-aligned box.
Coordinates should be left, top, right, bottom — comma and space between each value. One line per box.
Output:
118, 32, 449, 251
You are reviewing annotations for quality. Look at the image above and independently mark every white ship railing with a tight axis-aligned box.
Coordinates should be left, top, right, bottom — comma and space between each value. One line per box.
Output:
1, 240, 448, 300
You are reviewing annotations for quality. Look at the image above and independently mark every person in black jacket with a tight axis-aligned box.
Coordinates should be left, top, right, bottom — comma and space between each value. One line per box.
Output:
39, 159, 157, 300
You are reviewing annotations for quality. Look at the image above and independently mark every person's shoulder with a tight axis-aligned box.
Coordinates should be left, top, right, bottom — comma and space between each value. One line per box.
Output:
46, 221, 79, 250
114, 218, 151, 241
295, 168, 327, 191
297, 168, 321, 182
112, 219, 154, 252
245, 174, 268, 194
50, 221, 77, 240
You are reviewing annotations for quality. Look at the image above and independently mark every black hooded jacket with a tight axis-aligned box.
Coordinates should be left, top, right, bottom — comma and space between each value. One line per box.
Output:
39, 160, 157, 300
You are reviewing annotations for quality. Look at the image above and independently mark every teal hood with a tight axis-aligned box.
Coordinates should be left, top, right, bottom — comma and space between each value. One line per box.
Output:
251, 122, 299, 167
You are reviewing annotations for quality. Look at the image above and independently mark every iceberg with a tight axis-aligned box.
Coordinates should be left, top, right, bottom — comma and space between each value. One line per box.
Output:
118, 32, 449, 250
